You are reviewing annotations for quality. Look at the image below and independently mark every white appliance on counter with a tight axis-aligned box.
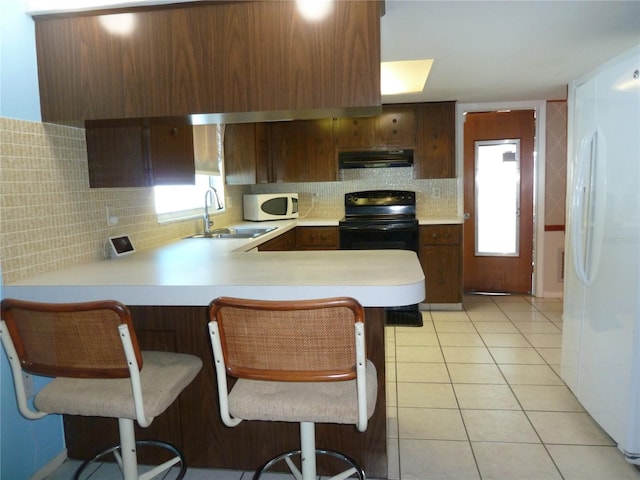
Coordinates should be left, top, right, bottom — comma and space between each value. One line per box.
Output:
243, 193, 299, 221
561, 45, 640, 463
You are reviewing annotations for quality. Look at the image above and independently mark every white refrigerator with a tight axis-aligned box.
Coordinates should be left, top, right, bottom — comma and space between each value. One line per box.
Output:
561, 44, 640, 463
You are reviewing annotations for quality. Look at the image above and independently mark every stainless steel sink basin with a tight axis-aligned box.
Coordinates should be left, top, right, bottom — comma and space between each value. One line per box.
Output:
186, 226, 277, 239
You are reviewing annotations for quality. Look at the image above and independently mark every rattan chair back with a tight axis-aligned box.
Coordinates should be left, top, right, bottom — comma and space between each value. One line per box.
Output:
0, 298, 142, 378
209, 296, 365, 382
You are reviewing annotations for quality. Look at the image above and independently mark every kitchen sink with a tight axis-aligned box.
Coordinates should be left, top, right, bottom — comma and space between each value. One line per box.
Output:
186, 226, 277, 239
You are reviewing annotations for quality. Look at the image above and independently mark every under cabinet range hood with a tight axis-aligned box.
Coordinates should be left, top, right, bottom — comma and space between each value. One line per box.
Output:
338, 149, 414, 169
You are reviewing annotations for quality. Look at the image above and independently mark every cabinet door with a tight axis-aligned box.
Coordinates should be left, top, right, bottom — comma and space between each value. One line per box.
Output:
296, 226, 339, 250
376, 105, 416, 146
148, 124, 195, 185
420, 245, 462, 303
224, 123, 258, 185
414, 102, 456, 179
300, 119, 336, 182
269, 121, 303, 183
419, 224, 462, 303
86, 122, 148, 188
335, 116, 377, 149
257, 229, 297, 251
270, 119, 336, 182
86, 120, 196, 187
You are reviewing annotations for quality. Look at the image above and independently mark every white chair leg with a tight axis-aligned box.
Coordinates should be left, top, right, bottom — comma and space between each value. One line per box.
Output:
119, 418, 139, 480
300, 422, 317, 480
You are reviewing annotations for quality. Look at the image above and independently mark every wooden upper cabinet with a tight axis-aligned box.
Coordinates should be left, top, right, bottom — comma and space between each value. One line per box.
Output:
86, 121, 147, 188
34, 1, 381, 123
225, 120, 335, 184
336, 104, 416, 149
270, 119, 336, 183
148, 124, 196, 185
335, 117, 377, 149
414, 102, 456, 179
375, 105, 416, 146
224, 123, 260, 185
224, 101, 455, 184
86, 119, 195, 188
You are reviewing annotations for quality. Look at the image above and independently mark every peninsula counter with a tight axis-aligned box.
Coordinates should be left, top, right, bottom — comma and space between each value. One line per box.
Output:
4, 230, 425, 478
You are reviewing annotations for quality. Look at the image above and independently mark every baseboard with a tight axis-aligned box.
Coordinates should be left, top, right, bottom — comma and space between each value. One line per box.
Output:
29, 449, 67, 480
541, 291, 564, 299
419, 302, 463, 311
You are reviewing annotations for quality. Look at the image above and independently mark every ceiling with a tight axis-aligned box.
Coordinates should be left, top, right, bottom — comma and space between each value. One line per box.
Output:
380, 0, 640, 104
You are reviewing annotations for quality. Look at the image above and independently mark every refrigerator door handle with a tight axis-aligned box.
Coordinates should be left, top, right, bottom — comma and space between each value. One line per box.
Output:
571, 127, 605, 286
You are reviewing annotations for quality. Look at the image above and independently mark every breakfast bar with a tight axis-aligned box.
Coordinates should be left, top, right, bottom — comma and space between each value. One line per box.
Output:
4, 228, 425, 478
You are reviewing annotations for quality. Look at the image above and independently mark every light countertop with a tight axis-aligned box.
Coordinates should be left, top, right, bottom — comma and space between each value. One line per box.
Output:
5, 220, 425, 308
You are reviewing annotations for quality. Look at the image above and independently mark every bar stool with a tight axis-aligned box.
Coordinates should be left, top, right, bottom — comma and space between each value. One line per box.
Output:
208, 296, 377, 480
0, 298, 202, 480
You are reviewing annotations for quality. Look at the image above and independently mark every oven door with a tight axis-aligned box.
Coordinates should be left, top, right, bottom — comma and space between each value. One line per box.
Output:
339, 222, 422, 326
339, 223, 419, 252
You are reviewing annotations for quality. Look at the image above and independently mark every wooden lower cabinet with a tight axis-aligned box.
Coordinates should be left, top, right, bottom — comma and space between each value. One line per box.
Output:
257, 227, 338, 251
296, 226, 339, 250
257, 228, 297, 251
419, 225, 463, 303
62, 306, 388, 478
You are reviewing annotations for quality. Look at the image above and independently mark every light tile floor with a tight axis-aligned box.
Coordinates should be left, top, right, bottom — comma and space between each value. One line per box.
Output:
47, 294, 640, 479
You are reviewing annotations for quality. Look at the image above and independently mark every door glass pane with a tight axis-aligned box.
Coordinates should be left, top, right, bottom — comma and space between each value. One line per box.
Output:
475, 140, 520, 256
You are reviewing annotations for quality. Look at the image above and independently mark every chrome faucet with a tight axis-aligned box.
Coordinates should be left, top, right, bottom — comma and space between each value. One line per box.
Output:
203, 188, 223, 235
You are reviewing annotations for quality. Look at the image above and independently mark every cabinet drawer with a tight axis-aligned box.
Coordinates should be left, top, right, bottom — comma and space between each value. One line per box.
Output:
296, 227, 339, 250
420, 225, 461, 245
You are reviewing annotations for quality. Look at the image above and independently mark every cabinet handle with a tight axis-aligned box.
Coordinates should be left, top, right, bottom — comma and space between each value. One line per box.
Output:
170, 128, 178, 135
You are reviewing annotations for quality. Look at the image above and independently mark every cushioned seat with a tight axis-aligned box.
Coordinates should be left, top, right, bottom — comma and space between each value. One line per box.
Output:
227, 361, 377, 424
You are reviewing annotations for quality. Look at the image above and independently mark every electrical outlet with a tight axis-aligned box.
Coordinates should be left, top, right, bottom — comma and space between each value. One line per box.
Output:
106, 206, 118, 226
431, 187, 441, 199
22, 372, 34, 398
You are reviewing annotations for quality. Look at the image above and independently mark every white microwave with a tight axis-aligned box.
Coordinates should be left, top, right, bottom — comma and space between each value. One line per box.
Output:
243, 193, 299, 221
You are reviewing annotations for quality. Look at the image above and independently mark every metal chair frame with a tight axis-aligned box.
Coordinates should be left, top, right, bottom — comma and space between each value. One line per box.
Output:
0, 298, 190, 480
208, 296, 372, 480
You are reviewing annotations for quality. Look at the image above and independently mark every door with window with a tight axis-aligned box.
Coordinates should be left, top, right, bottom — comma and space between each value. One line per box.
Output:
463, 110, 535, 293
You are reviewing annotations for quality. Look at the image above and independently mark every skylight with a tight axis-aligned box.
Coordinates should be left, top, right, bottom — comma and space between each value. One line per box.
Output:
381, 59, 434, 95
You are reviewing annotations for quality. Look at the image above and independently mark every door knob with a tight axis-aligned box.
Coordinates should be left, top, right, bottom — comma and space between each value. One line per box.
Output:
463, 212, 471, 220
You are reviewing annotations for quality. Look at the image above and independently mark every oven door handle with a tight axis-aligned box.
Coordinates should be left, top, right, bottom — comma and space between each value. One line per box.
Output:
339, 224, 418, 232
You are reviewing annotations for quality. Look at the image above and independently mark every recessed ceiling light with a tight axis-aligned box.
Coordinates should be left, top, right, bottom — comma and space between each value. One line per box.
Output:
295, 0, 334, 22
99, 13, 137, 35
381, 59, 434, 95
